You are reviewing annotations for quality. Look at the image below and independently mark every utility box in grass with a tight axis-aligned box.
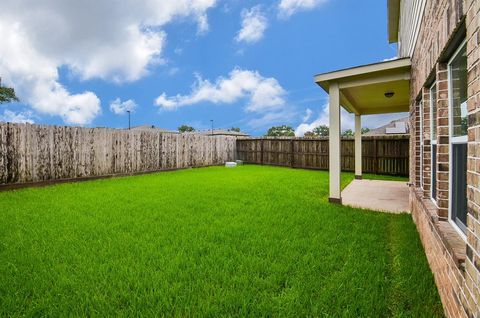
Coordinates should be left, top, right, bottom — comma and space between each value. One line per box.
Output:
225, 162, 237, 168
235, 160, 243, 165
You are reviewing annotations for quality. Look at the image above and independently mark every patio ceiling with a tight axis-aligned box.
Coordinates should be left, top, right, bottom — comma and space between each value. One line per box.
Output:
314, 58, 411, 115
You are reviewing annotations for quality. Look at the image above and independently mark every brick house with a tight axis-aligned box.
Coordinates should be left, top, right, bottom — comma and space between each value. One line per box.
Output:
314, 0, 480, 316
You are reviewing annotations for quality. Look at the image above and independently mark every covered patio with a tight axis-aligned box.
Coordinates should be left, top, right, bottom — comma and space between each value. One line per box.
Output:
314, 58, 411, 207
342, 179, 410, 213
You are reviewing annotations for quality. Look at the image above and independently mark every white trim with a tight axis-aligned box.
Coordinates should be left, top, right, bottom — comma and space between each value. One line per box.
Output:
451, 136, 468, 143
448, 39, 468, 239
314, 58, 411, 83
448, 219, 467, 241
407, 0, 427, 58
430, 82, 437, 203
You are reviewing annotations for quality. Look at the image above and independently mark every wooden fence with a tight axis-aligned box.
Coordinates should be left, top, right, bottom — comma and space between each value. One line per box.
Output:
236, 135, 409, 176
0, 123, 237, 185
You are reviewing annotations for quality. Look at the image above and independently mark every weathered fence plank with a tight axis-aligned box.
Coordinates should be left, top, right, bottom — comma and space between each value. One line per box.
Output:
0, 123, 237, 185
237, 136, 409, 176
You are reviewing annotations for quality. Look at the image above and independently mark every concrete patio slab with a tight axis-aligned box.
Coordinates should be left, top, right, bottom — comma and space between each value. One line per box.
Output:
341, 179, 410, 213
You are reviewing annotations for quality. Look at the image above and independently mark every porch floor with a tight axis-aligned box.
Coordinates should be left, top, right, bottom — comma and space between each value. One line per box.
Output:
341, 179, 410, 213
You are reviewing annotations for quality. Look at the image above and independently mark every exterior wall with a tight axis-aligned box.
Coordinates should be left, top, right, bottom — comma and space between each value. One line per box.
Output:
405, 0, 480, 316
398, 0, 427, 57
410, 188, 467, 317
423, 87, 433, 198
412, 99, 421, 186
465, 0, 480, 314
437, 63, 450, 218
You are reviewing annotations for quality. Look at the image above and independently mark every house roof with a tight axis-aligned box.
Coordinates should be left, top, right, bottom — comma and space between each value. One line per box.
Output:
130, 125, 178, 133
314, 58, 411, 115
195, 129, 250, 137
363, 116, 410, 136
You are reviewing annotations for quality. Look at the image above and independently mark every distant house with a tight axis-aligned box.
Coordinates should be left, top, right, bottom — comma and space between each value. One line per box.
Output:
196, 129, 250, 137
363, 117, 409, 136
130, 125, 178, 134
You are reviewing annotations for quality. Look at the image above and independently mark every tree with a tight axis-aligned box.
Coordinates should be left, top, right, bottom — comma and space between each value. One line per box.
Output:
229, 127, 241, 132
266, 125, 295, 137
0, 82, 19, 104
361, 127, 370, 134
304, 131, 316, 138
312, 125, 329, 137
178, 125, 195, 133
341, 129, 354, 137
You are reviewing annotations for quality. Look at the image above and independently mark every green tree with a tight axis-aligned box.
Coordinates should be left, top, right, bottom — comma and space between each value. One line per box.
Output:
0, 83, 19, 104
341, 129, 354, 137
304, 131, 316, 137
178, 125, 195, 133
361, 127, 370, 134
229, 127, 241, 132
313, 125, 329, 137
266, 125, 295, 137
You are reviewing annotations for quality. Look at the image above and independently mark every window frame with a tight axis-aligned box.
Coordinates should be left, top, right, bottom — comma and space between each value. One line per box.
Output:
419, 99, 424, 189
430, 82, 438, 205
448, 39, 468, 240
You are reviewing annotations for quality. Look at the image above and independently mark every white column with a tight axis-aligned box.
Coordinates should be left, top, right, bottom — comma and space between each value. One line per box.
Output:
355, 114, 362, 179
329, 82, 341, 203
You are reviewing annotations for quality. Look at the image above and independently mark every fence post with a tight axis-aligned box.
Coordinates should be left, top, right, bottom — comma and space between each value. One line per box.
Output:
260, 139, 264, 165
233, 136, 409, 176
291, 139, 294, 168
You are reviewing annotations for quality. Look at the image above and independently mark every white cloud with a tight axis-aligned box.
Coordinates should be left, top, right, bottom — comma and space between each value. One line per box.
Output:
235, 6, 268, 44
155, 68, 286, 112
168, 67, 180, 76
247, 109, 297, 129
302, 108, 313, 121
295, 105, 408, 136
0, 0, 217, 124
0, 110, 35, 124
295, 104, 347, 136
278, 0, 328, 18
110, 98, 138, 115
383, 56, 398, 62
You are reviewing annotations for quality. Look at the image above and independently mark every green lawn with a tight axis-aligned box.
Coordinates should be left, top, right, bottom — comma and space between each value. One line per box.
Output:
0, 165, 443, 317
362, 173, 409, 182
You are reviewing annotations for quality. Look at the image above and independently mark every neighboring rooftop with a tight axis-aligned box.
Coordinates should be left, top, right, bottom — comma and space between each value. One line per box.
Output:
196, 129, 250, 137
130, 125, 178, 134
363, 117, 409, 136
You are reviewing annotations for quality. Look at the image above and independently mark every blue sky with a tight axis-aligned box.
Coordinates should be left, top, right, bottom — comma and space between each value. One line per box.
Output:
0, 0, 404, 135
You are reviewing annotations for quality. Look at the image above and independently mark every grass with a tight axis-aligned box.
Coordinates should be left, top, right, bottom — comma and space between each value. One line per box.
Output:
362, 173, 409, 182
0, 165, 443, 317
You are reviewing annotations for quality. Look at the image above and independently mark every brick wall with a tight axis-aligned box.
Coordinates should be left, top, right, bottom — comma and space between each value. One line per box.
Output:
465, 0, 480, 314
408, 0, 480, 316
423, 87, 432, 198
437, 63, 450, 219
410, 189, 467, 317
410, 0, 464, 97
412, 99, 421, 186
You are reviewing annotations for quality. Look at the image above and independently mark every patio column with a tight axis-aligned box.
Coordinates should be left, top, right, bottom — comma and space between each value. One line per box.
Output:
354, 114, 362, 179
329, 82, 341, 203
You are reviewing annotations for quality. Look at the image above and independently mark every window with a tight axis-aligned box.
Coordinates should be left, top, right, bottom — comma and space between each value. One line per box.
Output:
430, 83, 437, 203
419, 100, 424, 188
449, 41, 468, 235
